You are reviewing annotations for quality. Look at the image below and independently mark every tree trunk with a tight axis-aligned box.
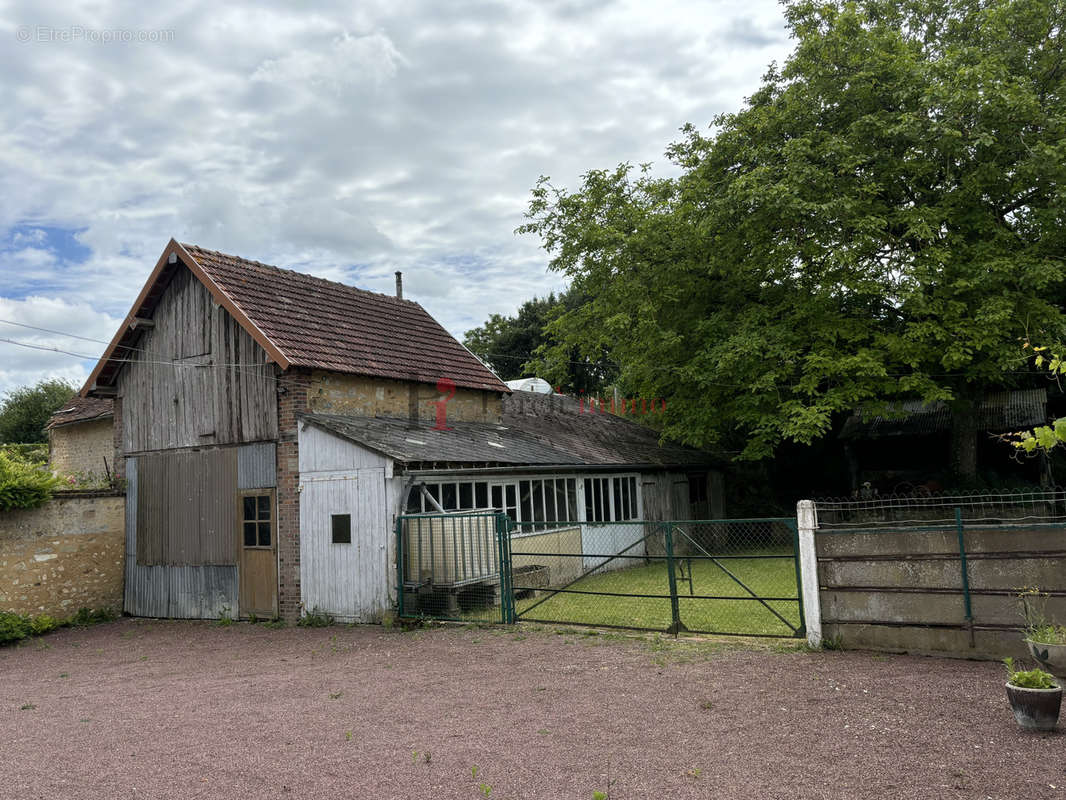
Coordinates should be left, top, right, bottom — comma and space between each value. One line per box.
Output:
950, 396, 979, 485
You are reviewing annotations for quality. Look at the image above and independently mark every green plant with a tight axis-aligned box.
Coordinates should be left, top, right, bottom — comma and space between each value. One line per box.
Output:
821, 634, 845, 651
262, 617, 286, 629
0, 611, 32, 644
297, 607, 334, 628
0, 450, 62, 510
479, 783, 492, 797
328, 691, 343, 700
69, 607, 117, 627
215, 606, 234, 627
1004, 657, 1058, 690
1018, 587, 1066, 645
593, 791, 608, 800
30, 614, 60, 635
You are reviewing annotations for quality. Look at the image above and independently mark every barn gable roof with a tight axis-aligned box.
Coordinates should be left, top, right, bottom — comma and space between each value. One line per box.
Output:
84, 239, 508, 395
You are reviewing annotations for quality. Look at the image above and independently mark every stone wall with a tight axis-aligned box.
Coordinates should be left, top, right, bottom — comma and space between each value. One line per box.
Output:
816, 524, 1066, 659
308, 371, 503, 424
48, 418, 115, 477
0, 492, 125, 618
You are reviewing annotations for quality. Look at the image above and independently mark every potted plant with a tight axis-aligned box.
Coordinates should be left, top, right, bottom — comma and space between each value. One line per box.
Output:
1019, 587, 1066, 678
1004, 657, 1061, 731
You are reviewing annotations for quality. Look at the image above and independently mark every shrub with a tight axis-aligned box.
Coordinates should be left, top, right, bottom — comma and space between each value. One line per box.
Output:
0, 451, 62, 511
297, 607, 334, 627
0, 611, 32, 644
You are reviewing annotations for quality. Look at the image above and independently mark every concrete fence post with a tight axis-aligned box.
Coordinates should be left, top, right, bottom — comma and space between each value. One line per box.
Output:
796, 500, 822, 648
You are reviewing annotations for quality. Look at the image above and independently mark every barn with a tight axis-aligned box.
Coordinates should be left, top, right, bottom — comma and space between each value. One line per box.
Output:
83, 239, 724, 622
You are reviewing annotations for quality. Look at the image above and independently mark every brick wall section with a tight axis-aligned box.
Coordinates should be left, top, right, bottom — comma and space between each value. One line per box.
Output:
0, 493, 125, 618
48, 419, 115, 478
308, 371, 503, 424
276, 370, 311, 620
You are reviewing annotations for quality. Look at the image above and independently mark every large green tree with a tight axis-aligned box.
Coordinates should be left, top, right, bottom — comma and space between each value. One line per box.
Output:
520, 0, 1066, 478
463, 290, 617, 394
0, 379, 76, 444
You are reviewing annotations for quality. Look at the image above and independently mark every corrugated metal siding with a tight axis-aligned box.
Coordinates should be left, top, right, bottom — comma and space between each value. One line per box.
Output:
299, 427, 391, 621
125, 455, 239, 619
237, 442, 276, 489
135, 448, 237, 566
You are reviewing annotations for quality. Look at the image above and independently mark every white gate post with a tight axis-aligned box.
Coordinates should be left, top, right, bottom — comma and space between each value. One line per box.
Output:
796, 500, 822, 648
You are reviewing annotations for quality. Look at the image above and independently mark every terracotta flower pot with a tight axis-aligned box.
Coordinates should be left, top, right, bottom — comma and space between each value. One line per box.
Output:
1005, 681, 1062, 731
1026, 638, 1066, 679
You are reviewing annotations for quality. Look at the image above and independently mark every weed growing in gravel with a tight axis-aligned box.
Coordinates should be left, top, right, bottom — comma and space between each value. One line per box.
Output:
1, 607, 115, 646
698, 700, 713, 710
328, 691, 343, 700
58, 672, 69, 679
262, 618, 286, 629
471, 766, 479, 779
479, 783, 492, 797
821, 634, 845, 651
592, 791, 608, 800
19, 703, 35, 710
298, 607, 334, 627
216, 607, 235, 627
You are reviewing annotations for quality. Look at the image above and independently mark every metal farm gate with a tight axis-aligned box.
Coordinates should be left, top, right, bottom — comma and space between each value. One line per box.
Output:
397, 513, 805, 638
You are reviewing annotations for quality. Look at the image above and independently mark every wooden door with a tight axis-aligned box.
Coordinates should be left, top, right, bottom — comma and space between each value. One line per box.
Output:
238, 489, 278, 617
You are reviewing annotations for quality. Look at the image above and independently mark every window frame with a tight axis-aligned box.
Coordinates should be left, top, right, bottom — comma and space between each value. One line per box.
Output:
238, 488, 276, 550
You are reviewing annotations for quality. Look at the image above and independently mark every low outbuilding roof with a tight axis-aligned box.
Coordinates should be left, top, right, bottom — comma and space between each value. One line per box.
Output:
839, 388, 1048, 440
46, 396, 114, 430
299, 390, 721, 470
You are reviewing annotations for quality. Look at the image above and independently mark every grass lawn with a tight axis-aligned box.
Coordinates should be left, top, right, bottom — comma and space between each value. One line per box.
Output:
513, 553, 801, 636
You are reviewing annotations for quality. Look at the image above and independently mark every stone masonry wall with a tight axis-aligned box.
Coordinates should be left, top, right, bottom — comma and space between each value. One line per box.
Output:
48, 419, 115, 478
308, 371, 502, 424
0, 493, 125, 618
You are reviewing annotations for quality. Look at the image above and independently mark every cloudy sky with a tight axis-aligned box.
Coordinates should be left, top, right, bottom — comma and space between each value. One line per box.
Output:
0, 0, 793, 395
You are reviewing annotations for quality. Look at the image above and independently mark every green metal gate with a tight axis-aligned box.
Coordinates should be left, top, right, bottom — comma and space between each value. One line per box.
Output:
396, 513, 805, 637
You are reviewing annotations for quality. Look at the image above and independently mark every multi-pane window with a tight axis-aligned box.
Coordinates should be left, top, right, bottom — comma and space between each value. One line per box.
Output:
516, 478, 577, 533
584, 476, 638, 522
406, 481, 493, 513
242, 493, 272, 547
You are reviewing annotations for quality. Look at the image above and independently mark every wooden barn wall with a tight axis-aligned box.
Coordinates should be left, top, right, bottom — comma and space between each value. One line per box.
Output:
298, 426, 392, 621
118, 266, 277, 453
124, 457, 239, 619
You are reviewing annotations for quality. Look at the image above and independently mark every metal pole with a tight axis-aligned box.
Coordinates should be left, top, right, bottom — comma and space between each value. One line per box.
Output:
664, 522, 684, 635
395, 515, 405, 617
955, 506, 975, 648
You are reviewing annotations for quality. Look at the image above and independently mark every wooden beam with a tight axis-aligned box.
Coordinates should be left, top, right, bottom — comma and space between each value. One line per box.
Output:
130, 317, 155, 329
89, 384, 117, 397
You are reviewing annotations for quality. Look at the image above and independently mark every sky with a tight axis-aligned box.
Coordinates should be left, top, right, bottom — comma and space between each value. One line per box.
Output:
0, 0, 794, 395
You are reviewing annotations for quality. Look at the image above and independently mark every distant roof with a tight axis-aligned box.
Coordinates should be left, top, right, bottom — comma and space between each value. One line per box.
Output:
299, 390, 722, 470
46, 396, 113, 430
84, 239, 508, 394
839, 388, 1048, 440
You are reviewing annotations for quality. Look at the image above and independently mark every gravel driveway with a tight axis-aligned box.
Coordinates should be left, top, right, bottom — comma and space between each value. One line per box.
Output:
1, 619, 1061, 799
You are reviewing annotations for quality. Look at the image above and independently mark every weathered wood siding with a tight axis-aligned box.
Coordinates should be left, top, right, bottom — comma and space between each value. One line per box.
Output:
118, 266, 277, 453
298, 425, 392, 621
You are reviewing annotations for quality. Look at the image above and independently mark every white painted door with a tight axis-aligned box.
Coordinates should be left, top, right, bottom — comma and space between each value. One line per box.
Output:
299, 467, 388, 622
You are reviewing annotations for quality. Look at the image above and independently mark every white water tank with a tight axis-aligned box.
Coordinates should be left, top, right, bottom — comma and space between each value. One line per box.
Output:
504, 377, 554, 394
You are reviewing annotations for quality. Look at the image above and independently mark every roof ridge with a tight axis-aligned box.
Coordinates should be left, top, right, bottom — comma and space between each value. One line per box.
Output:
180, 242, 419, 307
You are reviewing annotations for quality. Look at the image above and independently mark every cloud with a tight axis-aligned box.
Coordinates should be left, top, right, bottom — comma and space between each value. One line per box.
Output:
0, 0, 793, 389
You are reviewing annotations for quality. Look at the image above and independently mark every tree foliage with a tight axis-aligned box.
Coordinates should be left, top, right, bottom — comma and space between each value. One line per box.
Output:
463, 290, 617, 394
520, 0, 1066, 462
0, 379, 76, 444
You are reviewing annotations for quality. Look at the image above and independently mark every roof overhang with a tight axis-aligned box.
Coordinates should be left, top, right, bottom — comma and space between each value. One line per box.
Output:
82, 239, 290, 396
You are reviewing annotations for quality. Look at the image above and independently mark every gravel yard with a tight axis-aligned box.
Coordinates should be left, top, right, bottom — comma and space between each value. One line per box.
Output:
1, 618, 1061, 799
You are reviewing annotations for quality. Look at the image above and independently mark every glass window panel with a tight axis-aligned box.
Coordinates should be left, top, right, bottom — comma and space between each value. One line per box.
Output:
613, 478, 622, 521
532, 481, 545, 524
475, 483, 488, 509
243, 496, 256, 521
505, 484, 516, 514
584, 479, 594, 521
592, 479, 603, 522
544, 480, 556, 523
243, 522, 257, 547
258, 522, 271, 547
331, 513, 352, 544
442, 483, 457, 511
426, 484, 440, 503
491, 485, 503, 511
257, 495, 270, 518
519, 481, 532, 525
620, 478, 630, 519
459, 482, 473, 510
630, 477, 638, 518
406, 490, 421, 513
566, 479, 577, 521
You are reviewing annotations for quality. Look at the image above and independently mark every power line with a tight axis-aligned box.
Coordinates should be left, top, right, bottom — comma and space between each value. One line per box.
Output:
0, 318, 113, 346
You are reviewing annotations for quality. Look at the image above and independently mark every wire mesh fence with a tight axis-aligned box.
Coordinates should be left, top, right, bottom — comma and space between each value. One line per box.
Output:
397, 513, 804, 637
814, 488, 1066, 529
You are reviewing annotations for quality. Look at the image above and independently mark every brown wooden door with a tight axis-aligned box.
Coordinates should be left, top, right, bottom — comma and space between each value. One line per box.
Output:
238, 489, 278, 617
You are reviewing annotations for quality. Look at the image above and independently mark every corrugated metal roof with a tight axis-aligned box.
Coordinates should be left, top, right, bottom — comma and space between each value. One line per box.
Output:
839, 388, 1048, 440
46, 396, 113, 429
300, 391, 721, 469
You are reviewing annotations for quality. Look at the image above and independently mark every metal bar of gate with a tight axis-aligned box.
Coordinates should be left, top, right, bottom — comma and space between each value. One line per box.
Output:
673, 523, 799, 634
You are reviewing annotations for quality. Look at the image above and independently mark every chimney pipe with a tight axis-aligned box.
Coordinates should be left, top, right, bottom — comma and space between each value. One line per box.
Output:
395, 271, 403, 299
